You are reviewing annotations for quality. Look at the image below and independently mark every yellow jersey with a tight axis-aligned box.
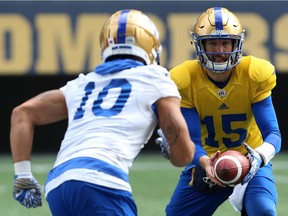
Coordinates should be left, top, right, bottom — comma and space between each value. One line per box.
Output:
170, 56, 276, 156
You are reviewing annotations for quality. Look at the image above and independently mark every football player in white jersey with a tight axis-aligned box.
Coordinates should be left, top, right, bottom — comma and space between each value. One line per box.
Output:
10, 9, 195, 216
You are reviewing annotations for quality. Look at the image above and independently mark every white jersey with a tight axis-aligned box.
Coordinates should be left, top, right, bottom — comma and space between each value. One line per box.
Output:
44, 64, 180, 196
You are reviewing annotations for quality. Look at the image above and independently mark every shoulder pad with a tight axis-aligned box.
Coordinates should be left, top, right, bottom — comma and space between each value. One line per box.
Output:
170, 61, 198, 89
245, 56, 275, 82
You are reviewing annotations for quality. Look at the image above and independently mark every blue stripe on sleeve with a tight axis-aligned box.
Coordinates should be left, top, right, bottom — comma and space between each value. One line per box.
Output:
181, 107, 207, 167
252, 96, 282, 153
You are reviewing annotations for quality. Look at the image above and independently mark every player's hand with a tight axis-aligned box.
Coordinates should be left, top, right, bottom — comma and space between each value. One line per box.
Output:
204, 151, 226, 187
242, 143, 263, 185
13, 175, 42, 208
155, 129, 170, 160
205, 151, 220, 177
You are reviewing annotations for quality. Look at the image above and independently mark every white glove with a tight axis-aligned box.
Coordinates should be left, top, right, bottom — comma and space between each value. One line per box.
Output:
242, 143, 263, 185
155, 129, 170, 160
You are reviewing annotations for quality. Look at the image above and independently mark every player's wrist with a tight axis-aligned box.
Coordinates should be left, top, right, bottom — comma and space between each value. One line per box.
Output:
255, 142, 275, 166
14, 160, 33, 177
199, 155, 210, 170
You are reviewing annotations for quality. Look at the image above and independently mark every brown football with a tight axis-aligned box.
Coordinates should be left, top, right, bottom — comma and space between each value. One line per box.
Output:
213, 150, 251, 186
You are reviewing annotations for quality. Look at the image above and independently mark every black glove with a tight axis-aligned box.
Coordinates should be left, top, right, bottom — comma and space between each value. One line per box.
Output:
189, 166, 223, 193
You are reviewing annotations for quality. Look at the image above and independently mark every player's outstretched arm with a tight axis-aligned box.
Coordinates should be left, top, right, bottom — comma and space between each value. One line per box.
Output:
10, 90, 68, 207
10, 90, 67, 162
156, 97, 195, 167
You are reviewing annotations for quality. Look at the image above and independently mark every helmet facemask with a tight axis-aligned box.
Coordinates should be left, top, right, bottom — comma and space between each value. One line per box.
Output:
191, 7, 245, 73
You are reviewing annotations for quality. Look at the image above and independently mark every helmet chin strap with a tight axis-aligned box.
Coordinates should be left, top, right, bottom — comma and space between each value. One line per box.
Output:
208, 61, 230, 73
203, 54, 232, 73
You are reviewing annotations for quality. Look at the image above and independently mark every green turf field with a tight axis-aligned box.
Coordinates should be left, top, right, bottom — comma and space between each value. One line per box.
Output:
0, 153, 287, 216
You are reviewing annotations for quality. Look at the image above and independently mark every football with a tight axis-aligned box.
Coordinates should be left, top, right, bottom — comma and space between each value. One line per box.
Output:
213, 150, 251, 186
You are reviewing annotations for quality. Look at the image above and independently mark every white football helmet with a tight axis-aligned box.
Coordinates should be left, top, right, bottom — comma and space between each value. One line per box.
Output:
190, 7, 245, 73
100, 9, 162, 65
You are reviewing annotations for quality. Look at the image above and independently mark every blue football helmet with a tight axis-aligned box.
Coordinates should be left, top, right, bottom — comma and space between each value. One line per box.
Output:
190, 7, 245, 73
100, 9, 162, 65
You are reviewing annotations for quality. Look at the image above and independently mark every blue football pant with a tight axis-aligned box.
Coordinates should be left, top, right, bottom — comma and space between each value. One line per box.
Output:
166, 163, 277, 216
46, 180, 137, 216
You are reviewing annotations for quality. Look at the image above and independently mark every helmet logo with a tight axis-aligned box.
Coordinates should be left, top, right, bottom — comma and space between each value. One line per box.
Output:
126, 36, 135, 44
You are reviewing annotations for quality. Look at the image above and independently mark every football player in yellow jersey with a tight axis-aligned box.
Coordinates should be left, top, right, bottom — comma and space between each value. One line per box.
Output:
157, 7, 281, 216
